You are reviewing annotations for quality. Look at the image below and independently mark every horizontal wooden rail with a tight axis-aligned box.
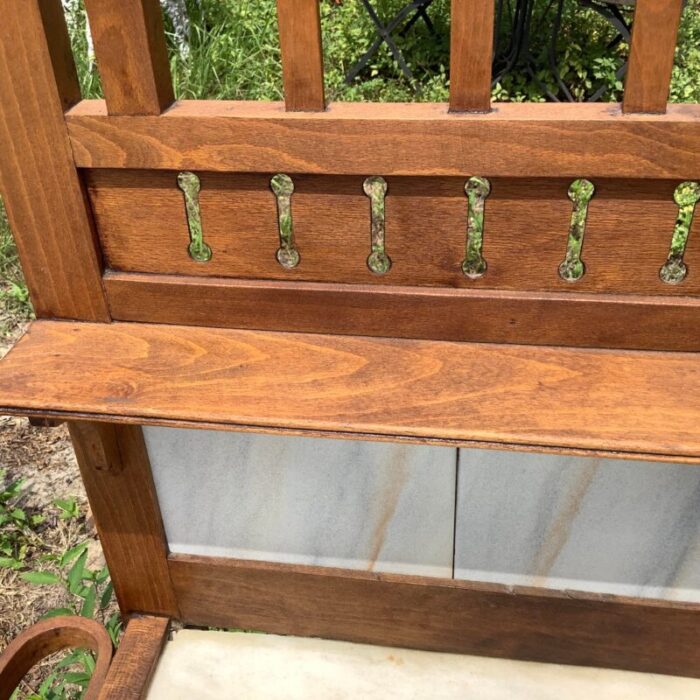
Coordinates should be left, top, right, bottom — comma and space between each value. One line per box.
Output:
66, 101, 700, 179
104, 272, 700, 352
169, 554, 700, 678
0, 320, 699, 459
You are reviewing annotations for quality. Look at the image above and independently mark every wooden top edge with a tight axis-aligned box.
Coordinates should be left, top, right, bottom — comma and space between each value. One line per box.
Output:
0, 320, 698, 459
2, 406, 699, 466
66, 100, 700, 123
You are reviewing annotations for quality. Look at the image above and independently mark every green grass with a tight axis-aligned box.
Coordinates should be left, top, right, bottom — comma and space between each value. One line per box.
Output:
1, 0, 699, 331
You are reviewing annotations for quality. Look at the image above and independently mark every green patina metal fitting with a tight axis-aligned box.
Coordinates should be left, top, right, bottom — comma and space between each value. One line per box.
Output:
363, 176, 391, 275
660, 181, 700, 285
462, 177, 491, 279
177, 171, 212, 263
559, 178, 595, 282
271, 174, 300, 270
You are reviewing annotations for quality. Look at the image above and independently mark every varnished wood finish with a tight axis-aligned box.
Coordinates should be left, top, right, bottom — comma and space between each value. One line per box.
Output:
37, 0, 81, 110
104, 272, 700, 352
169, 554, 700, 678
623, 0, 684, 114
87, 172, 700, 295
449, 0, 494, 112
276, 0, 325, 111
83, 0, 174, 115
0, 617, 112, 700
68, 422, 179, 618
0, 321, 698, 458
99, 616, 169, 700
0, 2, 110, 321
66, 100, 700, 179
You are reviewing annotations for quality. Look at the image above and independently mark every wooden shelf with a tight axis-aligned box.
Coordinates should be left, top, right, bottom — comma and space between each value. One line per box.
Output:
1, 320, 698, 460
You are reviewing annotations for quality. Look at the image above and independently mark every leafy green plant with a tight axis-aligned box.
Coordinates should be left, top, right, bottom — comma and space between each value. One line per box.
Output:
2, 483, 119, 700
0, 470, 44, 571
18, 537, 121, 699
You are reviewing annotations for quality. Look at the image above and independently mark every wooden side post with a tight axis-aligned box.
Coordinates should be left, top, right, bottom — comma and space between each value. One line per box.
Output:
276, 0, 326, 111
0, 0, 110, 321
84, 0, 175, 115
623, 0, 684, 114
449, 0, 495, 112
69, 422, 179, 619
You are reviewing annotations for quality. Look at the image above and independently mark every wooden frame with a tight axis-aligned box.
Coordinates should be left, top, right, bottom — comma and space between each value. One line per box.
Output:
1, 0, 699, 695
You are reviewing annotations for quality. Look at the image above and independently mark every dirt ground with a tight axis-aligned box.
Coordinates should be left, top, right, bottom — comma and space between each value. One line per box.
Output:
0, 323, 109, 694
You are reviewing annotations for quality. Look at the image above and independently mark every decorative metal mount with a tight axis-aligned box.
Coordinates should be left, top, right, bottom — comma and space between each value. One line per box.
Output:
363, 176, 391, 275
659, 181, 700, 285
559, 178, 595, 282
177, 171, 212, 263
462, 177, 491, 279
271, 174, 300, 269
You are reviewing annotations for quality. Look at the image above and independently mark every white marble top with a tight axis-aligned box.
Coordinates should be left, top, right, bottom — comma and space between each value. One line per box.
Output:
147, 629, 700, 699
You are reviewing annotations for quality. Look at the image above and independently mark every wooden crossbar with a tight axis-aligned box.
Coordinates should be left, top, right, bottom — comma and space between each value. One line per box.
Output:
65, 100, 700, 178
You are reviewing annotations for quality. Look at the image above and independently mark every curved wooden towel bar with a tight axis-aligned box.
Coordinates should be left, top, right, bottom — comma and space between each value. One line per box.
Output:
0, 617, 113, 700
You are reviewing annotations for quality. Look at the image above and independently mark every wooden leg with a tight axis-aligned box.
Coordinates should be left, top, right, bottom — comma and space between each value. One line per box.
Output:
98, 616, 170, 700
69, 422, 179, 619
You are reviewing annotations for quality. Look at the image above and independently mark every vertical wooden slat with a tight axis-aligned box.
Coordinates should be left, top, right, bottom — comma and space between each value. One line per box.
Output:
37, 0, 82, 111
449, 0, 495, 112
69, 422, 179, 619
276, 0, 326, 111
83, 0, 174, 115
0, 0, 110, 321
623, 0, 683, 114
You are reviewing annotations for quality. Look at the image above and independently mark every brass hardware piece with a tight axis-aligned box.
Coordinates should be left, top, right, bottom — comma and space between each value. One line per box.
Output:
462, 177, 491, 279
363, 176, 391, 275
177, 171, 212, 263
660, 181, 700, 285
271, 174, 300, 269
559, 178, 595, 282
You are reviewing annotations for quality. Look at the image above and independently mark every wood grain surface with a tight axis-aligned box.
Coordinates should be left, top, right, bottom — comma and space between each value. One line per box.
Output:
0, 321, 698, 458
99, 616, 169, 699
69, 422, 179, 618
104, 272, 700, 352
276, 0, 325, 111
450, 0, 495, 112
83, 0, 174, 115
0, 1, 110, 321
87, 171, 700, 295
169, 554, 700, 678
66, 100, 700, 179
623, 0, 684, 114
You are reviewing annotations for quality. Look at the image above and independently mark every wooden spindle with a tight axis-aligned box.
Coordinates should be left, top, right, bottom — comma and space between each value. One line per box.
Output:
84, 0, 175, 115
449, 0, 495, 112
0, 0, 109, 321
623, 0, 684, 114
276, 0, 326, 111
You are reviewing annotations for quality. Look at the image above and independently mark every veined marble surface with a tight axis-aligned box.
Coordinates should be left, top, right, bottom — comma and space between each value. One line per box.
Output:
148, 629, 700, 700
455, 449, 700, 601
145, 427, 456, 577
